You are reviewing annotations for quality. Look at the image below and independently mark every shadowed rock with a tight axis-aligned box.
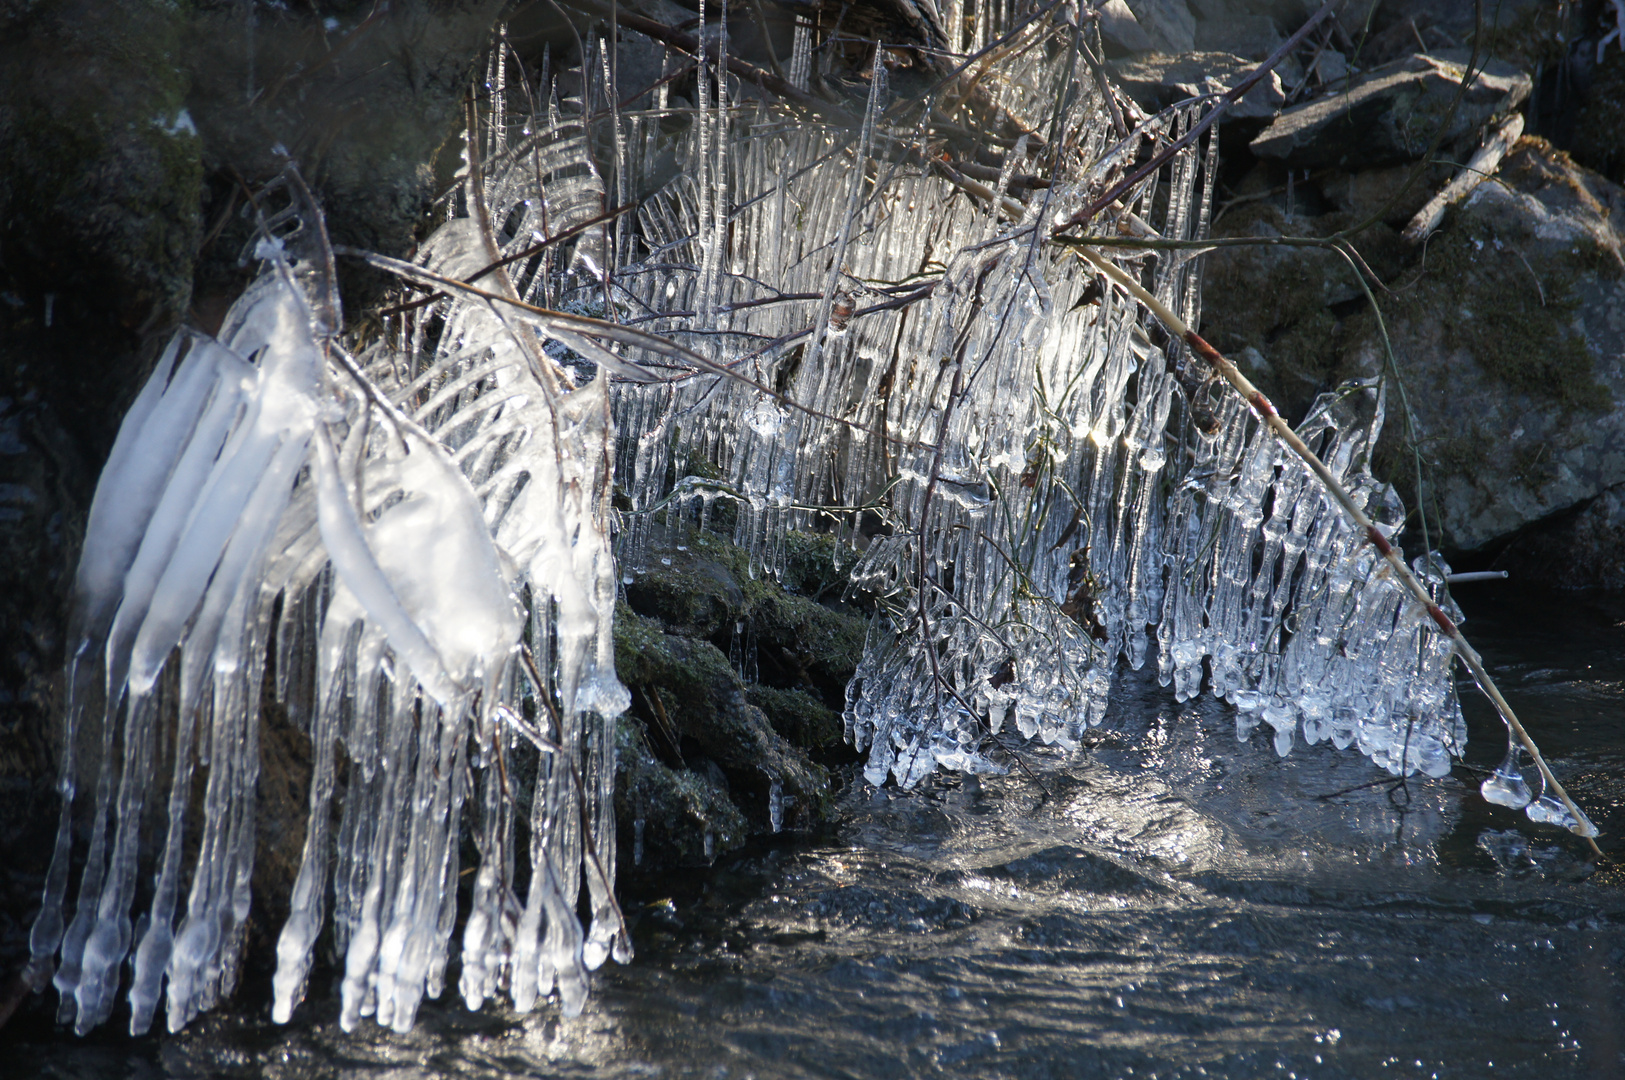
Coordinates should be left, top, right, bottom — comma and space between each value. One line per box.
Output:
1249, 53, 1530, 169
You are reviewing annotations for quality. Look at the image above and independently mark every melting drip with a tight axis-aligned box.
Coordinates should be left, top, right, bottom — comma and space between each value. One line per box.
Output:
1482, 743, 1533, 809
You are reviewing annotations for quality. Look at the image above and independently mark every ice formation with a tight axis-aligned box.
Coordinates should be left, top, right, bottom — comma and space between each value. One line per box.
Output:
31, 5, 1493, 1038
606, 37, 1467, 788
32, 131, 631, 1035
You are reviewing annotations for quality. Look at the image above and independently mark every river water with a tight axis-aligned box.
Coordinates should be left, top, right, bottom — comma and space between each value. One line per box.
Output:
4, 582, 1622, 1079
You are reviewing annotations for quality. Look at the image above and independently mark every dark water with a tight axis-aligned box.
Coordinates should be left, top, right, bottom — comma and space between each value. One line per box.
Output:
5, 583, 1623, 1079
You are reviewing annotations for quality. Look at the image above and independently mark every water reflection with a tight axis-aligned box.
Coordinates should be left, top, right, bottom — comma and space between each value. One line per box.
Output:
4, 584, 1623, 1078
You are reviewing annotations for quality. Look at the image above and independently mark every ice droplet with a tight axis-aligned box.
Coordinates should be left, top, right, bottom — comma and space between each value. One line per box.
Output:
1481, 748, 1532, 810
1525, 795, 1576, 827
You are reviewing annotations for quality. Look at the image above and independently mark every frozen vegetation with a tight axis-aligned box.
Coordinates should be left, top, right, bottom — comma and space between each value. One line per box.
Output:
27, 8, 1572, 1040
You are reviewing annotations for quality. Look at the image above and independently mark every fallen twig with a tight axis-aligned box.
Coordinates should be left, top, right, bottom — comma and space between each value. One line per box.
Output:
1402, 112, 1524, 244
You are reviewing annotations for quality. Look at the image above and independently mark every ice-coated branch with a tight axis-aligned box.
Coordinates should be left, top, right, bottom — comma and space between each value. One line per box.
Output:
1073, 245, 1602, 855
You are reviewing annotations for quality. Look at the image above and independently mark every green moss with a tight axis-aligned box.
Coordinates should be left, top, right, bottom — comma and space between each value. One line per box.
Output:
615, 715, 747, 867
612, 605, 835, 853
780, 529, 864, 603
747, 685, 845, 749
613, 606, 740, 735
624, 530, 869, 705
1367, 221, 1608, 411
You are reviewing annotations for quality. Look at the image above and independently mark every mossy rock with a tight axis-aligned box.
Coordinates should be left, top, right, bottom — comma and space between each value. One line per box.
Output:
616, 714, 748, 869
747, 685, 846, 750
1202, 136, 1625, 564
611, 526, 869, 872
623, 532, 869, 707
613, 606, 835, 871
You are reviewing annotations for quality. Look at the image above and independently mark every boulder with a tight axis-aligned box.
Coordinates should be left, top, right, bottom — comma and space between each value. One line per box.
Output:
1319, 159, 1455, 227
1349, 138, 1625, 553
1098, 0, 1156, 54
1491, 484, 1625, 590
1249, 53, 1531, 169
1122, 0, 1196, 53
1202, 137, 1625, 563
1360, 0, 1554, 67
1197, 199, 1408, 422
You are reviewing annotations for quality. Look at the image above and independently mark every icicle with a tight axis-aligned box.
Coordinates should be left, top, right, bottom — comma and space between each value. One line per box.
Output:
789, 18, 812, 91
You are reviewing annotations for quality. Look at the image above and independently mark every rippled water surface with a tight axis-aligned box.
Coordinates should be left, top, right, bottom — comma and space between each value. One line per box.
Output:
6, 584, 1623, 1079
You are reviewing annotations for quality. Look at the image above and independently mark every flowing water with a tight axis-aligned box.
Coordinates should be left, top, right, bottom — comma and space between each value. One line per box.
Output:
5, 580, 1621, 1079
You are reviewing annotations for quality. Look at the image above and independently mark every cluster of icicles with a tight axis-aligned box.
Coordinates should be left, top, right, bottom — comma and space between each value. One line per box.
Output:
29, 8, 1510, 1039
30, 142, 631, 1036
609, 40, 1470, 789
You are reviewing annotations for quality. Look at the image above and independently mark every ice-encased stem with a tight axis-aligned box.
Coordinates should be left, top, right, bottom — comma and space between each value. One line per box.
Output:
1074, 245, 1602, 855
